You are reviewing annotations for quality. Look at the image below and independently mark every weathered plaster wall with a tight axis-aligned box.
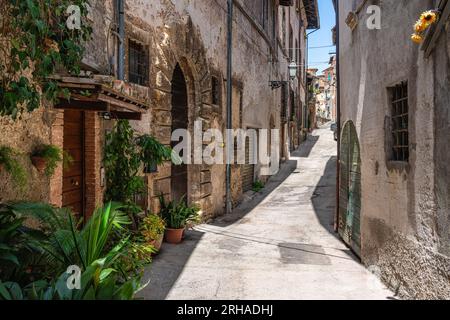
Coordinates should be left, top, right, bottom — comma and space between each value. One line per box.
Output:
339, 0, 450, 299
434, 17, 450, 260
0, 108, 61, 204
89, 0, 307, 217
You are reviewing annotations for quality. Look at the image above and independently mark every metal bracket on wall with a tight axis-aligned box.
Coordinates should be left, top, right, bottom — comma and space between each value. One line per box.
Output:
269, 80, 288, 90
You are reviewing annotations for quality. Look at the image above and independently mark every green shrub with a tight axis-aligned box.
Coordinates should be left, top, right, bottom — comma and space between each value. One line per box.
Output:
0, 146, 26, 189
140, 214, 165, 243
0, 201, 148, 300
252, 180, 265, 192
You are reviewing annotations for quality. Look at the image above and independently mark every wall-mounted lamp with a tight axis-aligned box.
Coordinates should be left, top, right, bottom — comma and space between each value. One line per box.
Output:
288, 61, 299, 80
269, 61, 299, 90
100, 112, 112, 120
269, 80, 287, 90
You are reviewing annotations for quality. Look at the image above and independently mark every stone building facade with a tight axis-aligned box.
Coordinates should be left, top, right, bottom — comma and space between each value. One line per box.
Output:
0, 1, 319, 220
337, 0, 450, 299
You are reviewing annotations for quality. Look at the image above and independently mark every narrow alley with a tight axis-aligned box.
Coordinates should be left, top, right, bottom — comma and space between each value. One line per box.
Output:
141, 125, 393, 300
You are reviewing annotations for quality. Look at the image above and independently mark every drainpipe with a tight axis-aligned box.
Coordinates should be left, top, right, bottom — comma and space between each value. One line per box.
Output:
117, 0, 125, 80
335, 0, 341, 233
225, 0, 233, 215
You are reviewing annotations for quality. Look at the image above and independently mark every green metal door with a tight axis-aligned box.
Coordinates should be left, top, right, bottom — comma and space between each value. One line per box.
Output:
339, 121, 361, 257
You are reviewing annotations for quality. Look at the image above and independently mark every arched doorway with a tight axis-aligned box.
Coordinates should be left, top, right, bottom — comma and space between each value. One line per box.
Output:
339, 121, 361, 257
171, 64, 189, 202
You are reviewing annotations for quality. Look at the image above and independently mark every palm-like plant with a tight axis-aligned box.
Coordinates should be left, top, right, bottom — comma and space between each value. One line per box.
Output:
11, 202, 131, 272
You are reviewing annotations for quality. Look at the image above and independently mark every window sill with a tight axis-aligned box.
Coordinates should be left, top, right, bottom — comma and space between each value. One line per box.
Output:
386, 161, 410, 173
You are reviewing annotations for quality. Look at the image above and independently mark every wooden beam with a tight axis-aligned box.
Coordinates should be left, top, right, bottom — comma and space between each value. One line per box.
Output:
55, 99, 109, 111
110, 111, 143, 120
98, 93, 144, 113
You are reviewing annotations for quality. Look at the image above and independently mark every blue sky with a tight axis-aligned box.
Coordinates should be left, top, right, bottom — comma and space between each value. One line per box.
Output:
307, 0, 336, 74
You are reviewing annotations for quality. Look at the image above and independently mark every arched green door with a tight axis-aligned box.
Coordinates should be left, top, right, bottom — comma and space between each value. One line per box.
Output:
339, 121, 361, 257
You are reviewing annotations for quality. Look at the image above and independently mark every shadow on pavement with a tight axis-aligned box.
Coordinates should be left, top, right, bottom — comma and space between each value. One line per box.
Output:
139, 229, 205, 300
291, 135, 320, 158
310, 156, 359, 261
209, 159, 298, 228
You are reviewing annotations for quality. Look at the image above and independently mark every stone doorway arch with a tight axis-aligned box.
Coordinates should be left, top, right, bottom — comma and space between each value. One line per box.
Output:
171, 63, 189, 202
149, 16, 217, 217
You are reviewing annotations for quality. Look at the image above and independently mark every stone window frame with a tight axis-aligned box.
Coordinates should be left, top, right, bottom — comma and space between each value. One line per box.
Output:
385, 80, 411, 172
128, 39, 149, 86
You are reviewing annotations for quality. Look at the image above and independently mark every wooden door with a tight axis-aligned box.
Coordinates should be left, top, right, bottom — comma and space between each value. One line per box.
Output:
242, 137, 255, 192
171, 64, 188, 202
338, 121, 361, 257
63, 110, 85, 217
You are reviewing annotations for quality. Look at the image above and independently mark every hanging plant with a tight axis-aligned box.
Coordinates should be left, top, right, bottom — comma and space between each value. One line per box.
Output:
0, 0, 92, 118
0, 146, 27, 188
31, 144, 72, 177
411, 10, 439, 44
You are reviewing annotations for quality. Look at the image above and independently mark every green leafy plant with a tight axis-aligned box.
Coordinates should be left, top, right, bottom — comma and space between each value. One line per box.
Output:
114, 238, 154, 278
136, 134, 181, 173
159, 195, 200, 230
0, 203, 48, 284
0, 0, 92, 118
140, 214, 165, 243
0, 146, 26, 189
0, 258, 146, 300
252, 180, 265, 193
104, 120, 145, 207
0, 201, 148, 300
31, 144, 72, 177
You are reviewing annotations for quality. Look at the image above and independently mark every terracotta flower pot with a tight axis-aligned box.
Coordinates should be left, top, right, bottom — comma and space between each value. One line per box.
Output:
31, 156, 47, 172
164, 228, 185, 244
150, 234, 164, 254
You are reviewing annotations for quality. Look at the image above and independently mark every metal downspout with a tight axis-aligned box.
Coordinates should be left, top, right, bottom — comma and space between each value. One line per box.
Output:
225, 0, 233, 214
117, 0, 125, 80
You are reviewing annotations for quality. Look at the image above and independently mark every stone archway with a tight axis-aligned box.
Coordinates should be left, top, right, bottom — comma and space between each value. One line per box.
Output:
339, 120, 362, 257
149, 16, 217, 217
171, 63, 189, 202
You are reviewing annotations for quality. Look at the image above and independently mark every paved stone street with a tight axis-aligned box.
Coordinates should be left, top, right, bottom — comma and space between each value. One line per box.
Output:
141, 125, 394, 300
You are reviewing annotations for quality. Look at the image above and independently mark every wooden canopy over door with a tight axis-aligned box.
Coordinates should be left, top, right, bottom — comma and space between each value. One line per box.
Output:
63, 109, 85, 218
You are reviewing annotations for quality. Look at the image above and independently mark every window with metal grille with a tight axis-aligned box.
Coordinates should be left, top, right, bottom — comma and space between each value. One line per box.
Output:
128, 40, 148, 86
389, 82, 409, 162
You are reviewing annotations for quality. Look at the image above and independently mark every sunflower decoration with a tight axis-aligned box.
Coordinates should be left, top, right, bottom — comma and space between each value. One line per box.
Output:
411, 10, 439, 44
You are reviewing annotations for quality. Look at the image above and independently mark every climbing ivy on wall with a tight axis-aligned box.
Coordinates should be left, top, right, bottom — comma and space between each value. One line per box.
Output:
0, 0, 92, 118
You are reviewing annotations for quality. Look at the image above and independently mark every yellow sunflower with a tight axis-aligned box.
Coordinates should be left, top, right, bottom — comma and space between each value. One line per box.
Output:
411, 33, 423, 44
420, 10, 437, 26
414, 20, 427, 33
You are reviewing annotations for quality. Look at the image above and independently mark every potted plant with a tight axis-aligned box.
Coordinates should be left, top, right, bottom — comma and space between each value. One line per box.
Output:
31, 144, 72, 177
136, 134, 182, 173
140, 214, 166, 253
159, 195, 200, 244
0, 146, 26, 188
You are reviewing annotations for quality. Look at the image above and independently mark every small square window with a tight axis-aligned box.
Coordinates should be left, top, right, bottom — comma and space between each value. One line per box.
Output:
389, 82, 409, 162
128, 40, 149, 86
